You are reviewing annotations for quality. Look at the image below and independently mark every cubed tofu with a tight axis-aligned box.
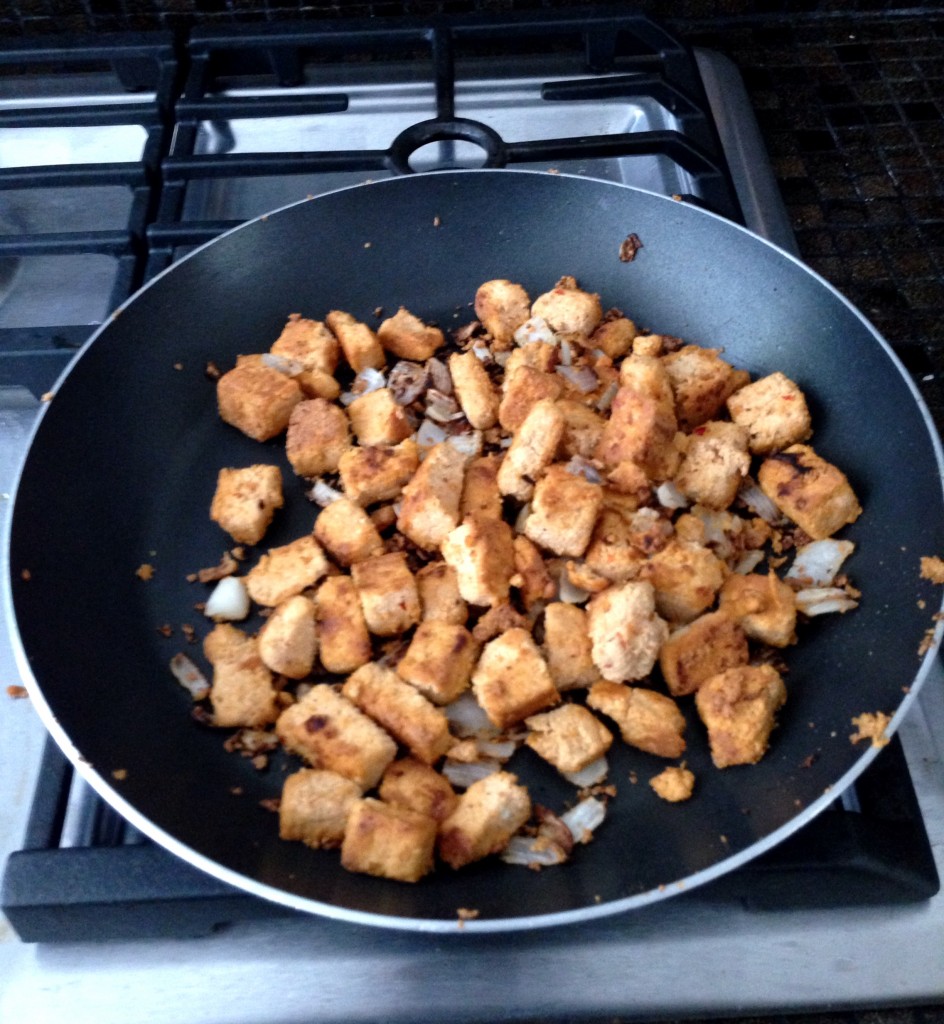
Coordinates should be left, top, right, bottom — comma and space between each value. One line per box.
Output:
449, 351, 499, 430
257, 594, 318, 679
270, 313, 340, 376
460, 453, 503, 520
641, 540, 726, 624
523, 463, 603, 559
649, 766, 695, 803
542, 602, 598, 690
217, 362, 303, 442
512, 534, 556, 609
279, 768, 361, 849
674, 420, 751, 510
497, 398, 565, 502
379, 757, 458, 822
313, 497, 384, 566
583, 507, 647, 583
397, 442, 468, 551
471, 602, 530, 644
438, 771, 532, 869
343, 662, 453, 764
276, 684, 396, 788
586, 580, 669, 683
326, 309, 385, 372
590, 315, 637, 360
498, 365, 563, 433
441, 514, 515, 608
341, 798, 437, 883
294, 369, 341, 402
726, 371, 812, 455
632, 334, 665, 357
695, 664, 787, 768
203, 621, 252, 666
530, 278, 603, 340
245, 534, 330, 606
474, 279, 532, 349
525, 704, 613, 774
556, 399, 607, 460
338, 439, 419, 507
314, 575, 372, 674
587, 681, 686, 758
377, 306, 444, 361
618, 354, 675, 411
503, 340, 559, 379
416, 562, 468, 625
209, 634, 279, 729
658, 610, 749, 697
471, 627, 560, 730
396, 621, 480, 704
351, 551, 421, 636
718, 572, 797, 648
663, 344, 749, 431
757, 444, 862, 540
594, 384, 678, 481
346, 388, 414, 448
285, 398, 351, 478
210, 465, 284, 546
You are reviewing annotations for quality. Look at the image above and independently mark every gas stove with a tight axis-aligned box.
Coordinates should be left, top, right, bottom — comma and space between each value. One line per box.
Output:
1, 12, 943, 1022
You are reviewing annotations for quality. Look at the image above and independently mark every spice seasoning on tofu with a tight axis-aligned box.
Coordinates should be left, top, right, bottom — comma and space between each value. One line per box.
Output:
174, 274, 867, 887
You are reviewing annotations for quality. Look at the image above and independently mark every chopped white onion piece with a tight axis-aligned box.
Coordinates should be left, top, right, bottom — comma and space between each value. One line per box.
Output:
595, 380, 618, 412
426, 357, 453, 394
442, 758, 501, 789
514, 315, 558, 347
556, 364, 598, 394
565, 456, 602, 485
339, 366, 386, 405
656, 480, 689, 509
501, 835, 569, 868
415, 418, 447, 453
471, 343, 492, 363
559, 338, 574, 366
795, 586, 859, 616
203, 576, 250, 622
733, 549, 766, 575
476, 737, 519, 761
786, 539, 855, 587
514, 502, 531, 533
493, 350, 511, 368
169, 653, 210, 701
446, 430, 483, 459
308, 479, 345, 506
562, 756, 609, 788
738, 478, 784, 524
444, 692, 500, 738
261, 352, 305, 376
560, 796, 607, 842
557, 572, 591, 605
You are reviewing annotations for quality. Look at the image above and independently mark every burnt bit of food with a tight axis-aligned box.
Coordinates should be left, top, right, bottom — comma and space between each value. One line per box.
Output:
6, 685, 28, 699
619, 232, 644, 262
135, 563, 155, 581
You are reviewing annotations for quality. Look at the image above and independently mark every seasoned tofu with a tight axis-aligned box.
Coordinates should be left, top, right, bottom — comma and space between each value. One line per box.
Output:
438, 771, 532, 869
338, 439, 419, 507
441, 513, 515, 608
460, 453, 503, 521
587, 681, 686, 758
530, 277, 603, 340
503, 339, 559, 379
586, 580, 669, 683
343, 662, 453, 764
415, 562, 468, 625
663, 344, 749, 431
203, 621, 252, 666
498, 366, 563, 433
379, 757, 458, 823
641, 540, 726, 624
351, 551, 421, 636
276, 684, 397, 788
658, 610, 749, 697
397, 442, 468, 551
618, 353, 675, 412
726, 371, 812, 455
217, 362, 303, 442
590, 315, 637, 360
594, 384, 679, 482
396, 621, 480, 705
279, 768, 361, 849
377, 306, 444, 361
523, 463, 603, 559
210, 464, 283, 546
285, 398, 351, 478
341, 798, 437, 883
542, 602, 598, 690
525, 704, 613, 774
632, 333, 665, 357
674, 421, 751, 510
245, 534, 330, 607
583, 507, 647, 583
326, 309, 385, 372
449, 351, 499, 430
313, 496, 384, 566
314, 575, 372, 674
496, 398, 565, 502
695, 664, 787, 768
474, 279, 532, 349
270, 313, 340, 376
718, 572, 797, 648
757, 444, 862, 540
471, 627, 560, 730
512, 534, 556, 609
209, 634, 279, 729
346, 388, 414, 447
257, 594, 318, 679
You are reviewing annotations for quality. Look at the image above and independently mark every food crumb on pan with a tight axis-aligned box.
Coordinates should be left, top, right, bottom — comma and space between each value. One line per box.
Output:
456, 908, 480, 928
19, 569, 30, 581
619, 232, 644, 262
205, 361, 221, 380
850, 711, 892, 748
433, 215, 442, 227
6, 685, 28, 699
111, 768, 128, 781
40, 391, 54, 402
135, 562, 155, 581
920, 555, 944, 584
649, 765, 695, 803
173, 361, 183, 371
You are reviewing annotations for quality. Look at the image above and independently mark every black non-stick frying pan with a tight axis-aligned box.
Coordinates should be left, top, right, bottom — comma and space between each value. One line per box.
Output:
6, 170, 944, 931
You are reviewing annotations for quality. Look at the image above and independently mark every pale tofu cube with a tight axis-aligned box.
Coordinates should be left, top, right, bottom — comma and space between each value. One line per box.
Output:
338, 439, 419, 507
474, 279, 532, 349
525, 704, 613, 774
583, 507, 647, 583
341, 798, 437, 883
415, 562, 468, 625
587, 681, 686, 758
438, 771, 532, 869
471, 627, 559, 730
460, 453, 503, 520
397, 442, 468, 551
209, 635, 279, 728
542, 602, 598, 690
285, 398, 351, 478
649, 766, 696, 803
351, 551, 421, 636
270, 314, 340, 375
313, 575, 372, 674
674, 420, 751, 510
496, 398, 564, 502
498, 366, 563, 433
594, 384, 678, 481
217, 362, 303, 442
718, 572, 797, 648
695, 664, 787, 768
663, 344, 749, 431
523, 463, 603, 558
279, 768, 361, 849
396, 621, 479, 705
658, 610, 749, 697
210, 464, 283, 546
245, 535, 330, 607
448, 351, 499, 429
586, 580, 669, 683
313, 496, 384, 566
326, 309, 385, 372
556, 399, 607, 460
726, 371, 812, 455
347, 388, 414, 447
590, 315, 637, 359
512, 534, 556, 609
377, 306, 444, 361
379, 757, 458, 823
441, 514, 515, 609
641, 540, 726, 624
257, 594, 318, 679
530, 277, 602, 340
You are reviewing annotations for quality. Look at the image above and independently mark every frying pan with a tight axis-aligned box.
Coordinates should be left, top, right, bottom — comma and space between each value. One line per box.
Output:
6, 170, 944, 932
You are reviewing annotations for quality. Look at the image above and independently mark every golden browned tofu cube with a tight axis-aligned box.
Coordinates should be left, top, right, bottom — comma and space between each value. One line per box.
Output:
658, 610, 749, 698
396, 620, 479, 705
523, 463, 603, 559
416, 562, 468, 625
497, 397, 565, 502
594, 384, 678, 481
338, 439, 419, 507
498, 365, 563, 434
583, 507, 647, 583
341, 797, 437, 883
217, 362, 303, 442
674, 421, 751, 510
448, 350, 499, 430
270, 313, 340, 376
351, 551, 421, 636
279, 768, 361, 849
726, 371, 812, 455
663, 344, 748, 431
209, 634, 279, 729
460, 453, 503, 520
525, 704, 613, 774
695, 664, 787, 768
257, 594, 318, 679
587, 681, 686, 758
641, 540, 726, 624
649, 765, 695, 803
556, 399, 607, 461
542, 602, 598, 690
285, 398, 351, 478
203, 621, 252, 666
314, 574, 372, 674
326, 309, 385, 372
503, 339, 559, 379
377, 306, 444, 361
512, 534, 555, 609
245, 534, 330, 607
586, 580, 669, 683
380, 758, 458, 822
210, 464, 284, 546
276, 684, 396, 788
618, 353, 676, 409
757, 444, 862, 540
441, 513, 515, 609
342, 662, 453, 764
530, 278, 603, 340
347, 388, 414, 448
632, 333, 664, 357
471, 627, 559, 730
313, 496, 384, 566
718, 572, 797, 648
438, 771, 532, 869
590, 315, 637, 360
396, 441, 468, 550
474, 279, 532, 349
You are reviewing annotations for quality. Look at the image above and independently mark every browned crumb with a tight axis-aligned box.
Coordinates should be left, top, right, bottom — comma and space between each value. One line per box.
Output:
173, 361, 183, 371
457, 907, 480, 926
433, 215, 442, 227
181, 623, 197, 644
649, 765, 695, 803
156, 624, 173, 638
111, 768, 128, 781
204, 360, 221, 380
619, 232, 644, 262
800, 752, 819, 769
6, 685, 28, 699
920, 556, 944, 584
251, 754, 269, 771
850, 712, 892, 748
40, 391, 54, 402
230, 786, 244, 796
135, 563, 155, 581
19, 569, 31, 581
187, 551, 239, 584
231, 546, 248, 561
259, 797, 281, 812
